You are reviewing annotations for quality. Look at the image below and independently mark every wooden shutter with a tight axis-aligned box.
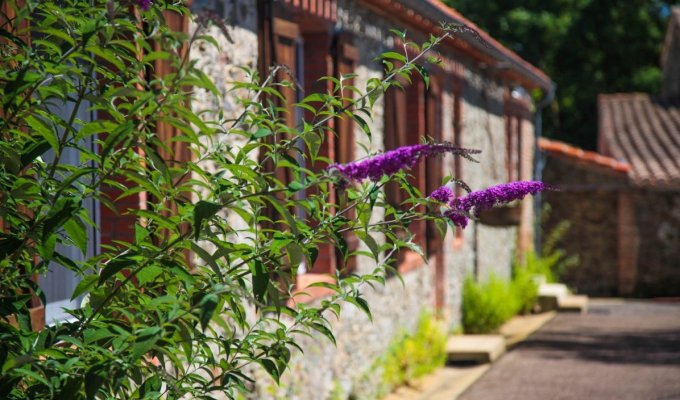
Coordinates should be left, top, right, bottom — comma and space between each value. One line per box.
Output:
425, 76, 443, 256
405, 81, 427, 251
150, 9, 192, 236
154, 10, 192, 166
452, 88, 465, 248
273, 18, 300, 131
334, 37, 358, 273
257, 18, 300, 235
383, 84, 408, 207
334, 40, 358, 165
424, 75, 447, 309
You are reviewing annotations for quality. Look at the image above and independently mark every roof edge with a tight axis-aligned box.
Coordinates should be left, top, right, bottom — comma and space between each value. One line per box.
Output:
360, 0, 553, 91
539, 137, 631, 174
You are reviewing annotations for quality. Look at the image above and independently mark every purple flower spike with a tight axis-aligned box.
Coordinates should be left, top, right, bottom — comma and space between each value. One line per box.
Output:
445, 181, 551, 228
429, 186, 454, 203
448, 211, 470, 229
134, 0, 152, 10
327, 143, 480, 182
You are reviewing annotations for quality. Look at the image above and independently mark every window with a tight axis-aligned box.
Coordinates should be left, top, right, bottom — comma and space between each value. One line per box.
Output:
384, 75, 427, 273
41, 103, 98, 323
332, 34, 358, 273
14, 7, 190, 324
260, 13, 357, 300
424, 73, 447, 309
425, 74, 443, 258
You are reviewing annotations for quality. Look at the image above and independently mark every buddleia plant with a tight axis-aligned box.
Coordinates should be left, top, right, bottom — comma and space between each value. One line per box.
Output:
0, 0, 549, 398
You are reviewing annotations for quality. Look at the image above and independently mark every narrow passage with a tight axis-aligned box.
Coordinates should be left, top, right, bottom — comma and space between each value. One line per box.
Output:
459, 299, 680, 400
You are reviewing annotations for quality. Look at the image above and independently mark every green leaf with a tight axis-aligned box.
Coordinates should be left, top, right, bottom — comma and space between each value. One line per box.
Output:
132, 327, 162, 359
307, 246, 319, 266
98, 257, 135, 285
333, 233, 349, 262
25, 115, 59, 151
352, 114, 372, 140
253, 128, 273, 139
39, 233, 56, 260
250, 260, 268, 306
259, 358, 280, 384
286, 242, 304, 271
306, 281, 339, 291
346, 296, 372, 322
389, 28, 407, 40
78, 120, 117, 140
190, 242, 223, 280
198, 293, 219, 331
63, 218, 88, 256
71, 274, 98, 300
380, 51, 407, 63
42, 197, 81, 241
287, 180, 306, 192
136, 265, 163, 286
416, 65, 430, 88
356, 232, 379, 260
310, 322, 336, 346
85, 365, 106, 400
192, 201, 222, 240
168, 262, 196, 285
84, 327, 119, 344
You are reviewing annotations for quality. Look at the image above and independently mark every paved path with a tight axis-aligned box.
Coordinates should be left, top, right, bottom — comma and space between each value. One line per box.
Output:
459, 299, 680, 400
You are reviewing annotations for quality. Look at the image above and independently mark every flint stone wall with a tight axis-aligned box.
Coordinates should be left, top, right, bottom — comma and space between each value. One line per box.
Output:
189, 0, 529, 397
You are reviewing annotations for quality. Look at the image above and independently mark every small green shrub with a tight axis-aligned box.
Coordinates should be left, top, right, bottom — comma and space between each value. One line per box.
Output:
462, 274, 518, 334
511, 265, 539, 314
380, 313, 447, 391
531, 208, 580, 283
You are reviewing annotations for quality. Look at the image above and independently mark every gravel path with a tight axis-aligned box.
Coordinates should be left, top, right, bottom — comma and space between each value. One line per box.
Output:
459, 299, 680, 400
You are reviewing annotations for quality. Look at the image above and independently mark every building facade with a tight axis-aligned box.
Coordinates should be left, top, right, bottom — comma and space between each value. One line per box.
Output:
14, 0, 552, 397
177, 1, 550, 398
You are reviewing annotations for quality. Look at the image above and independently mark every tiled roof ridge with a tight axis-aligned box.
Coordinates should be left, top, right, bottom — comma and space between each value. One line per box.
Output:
538, 137, 631, 174
599, 92, 650, 101
599, 92, 680, 104
598, 92, 680, 188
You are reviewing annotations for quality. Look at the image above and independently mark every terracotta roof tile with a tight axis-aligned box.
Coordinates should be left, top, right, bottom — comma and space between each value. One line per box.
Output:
538, 137, 631, 173
598, 93, 680, 188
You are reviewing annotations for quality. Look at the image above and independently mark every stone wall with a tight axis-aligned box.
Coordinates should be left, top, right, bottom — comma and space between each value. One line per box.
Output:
543, 151, 680, 297
188, 0, 536, 397
541, 155, 629, 296
448, 65, 520, 286
632, 190, 680, 296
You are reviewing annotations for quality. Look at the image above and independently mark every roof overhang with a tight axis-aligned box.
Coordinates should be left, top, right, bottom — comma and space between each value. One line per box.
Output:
360, 0, 554, 93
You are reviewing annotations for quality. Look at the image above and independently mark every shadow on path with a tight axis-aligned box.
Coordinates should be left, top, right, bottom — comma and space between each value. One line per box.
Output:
459, 300, 680, 400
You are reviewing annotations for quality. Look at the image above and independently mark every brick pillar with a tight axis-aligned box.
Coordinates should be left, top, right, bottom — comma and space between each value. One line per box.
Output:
617, 192, 639, 295
517, 116, 535, 258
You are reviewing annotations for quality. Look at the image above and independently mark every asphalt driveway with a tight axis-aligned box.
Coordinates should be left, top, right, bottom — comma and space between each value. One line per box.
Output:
459, 299, 680, 400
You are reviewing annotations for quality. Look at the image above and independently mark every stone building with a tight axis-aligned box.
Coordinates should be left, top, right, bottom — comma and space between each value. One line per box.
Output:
184, 1, 551, 398
541, 7, 680, 298
29, 0, 553, 398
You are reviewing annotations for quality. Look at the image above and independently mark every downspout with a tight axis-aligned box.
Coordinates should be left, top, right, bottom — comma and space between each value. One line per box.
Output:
532, 83, 556, 255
